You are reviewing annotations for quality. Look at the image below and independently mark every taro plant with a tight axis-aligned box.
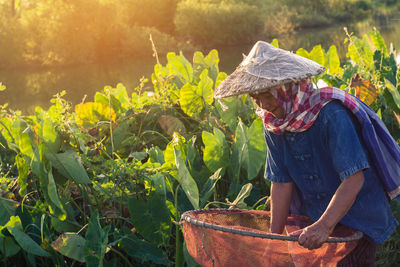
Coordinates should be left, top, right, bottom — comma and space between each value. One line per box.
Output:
0, 29, 399, 266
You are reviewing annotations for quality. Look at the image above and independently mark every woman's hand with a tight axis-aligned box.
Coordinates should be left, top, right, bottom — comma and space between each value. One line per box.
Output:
290, 171, 365, 250
289, 221, 332, 249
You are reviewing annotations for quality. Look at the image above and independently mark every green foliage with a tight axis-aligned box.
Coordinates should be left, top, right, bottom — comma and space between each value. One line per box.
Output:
376, 200, 400, 266
279, 0, 373, 28
0, 0, 183, 68
0, 0, 394, 68
200, 168, 222, 208
232, 119, 267, 181
128, 192, 171, 245
47, 150, 92, 185
202, 128, 230, 174
325, 45, 343, 75
118, 227, 171, 266
84, 211, 110, 266
51, 233, 86, 262
344, 28, 400, 139
0, 199, 16, 225
4, 216, 50, 257
346, 34, 375, 74
1, 28, 400, 266
180, 69, 214, 117
174, 0, 264, 46
173, 146, 200, 209
227, 183, 253, 209
126, 0, 179, 34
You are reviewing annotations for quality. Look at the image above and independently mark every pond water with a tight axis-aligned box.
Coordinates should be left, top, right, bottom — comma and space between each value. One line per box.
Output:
2, 13, 400, 114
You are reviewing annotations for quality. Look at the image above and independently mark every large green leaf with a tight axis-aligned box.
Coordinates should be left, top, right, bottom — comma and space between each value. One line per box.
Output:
374, 50, 397, 86
167, 52, 193, 84
370, 29, 387, 56
40, 117, 60, 154
0, 198, 16, 225
152, 63, 181, 100
297, 45, 325, 66
128, 193, 171, 245
215, 96, 240, 132
186, 136, 210, 186
309, 45, 325, 66
234, 119, 267, 180
385, 79, 400, 108
47, 169, 64, 212
5, 216, 50, 257
109, 83, 131, 112
326, 45, 342, 75
215, 71, 228, 89
47, 150, 91, 184
84, 211, 110, 267
174, 147, 199, 209
346, 34, 374, 71
149, 173, 167, 196
51, 233, 86, 262
202, 128, 229, 173
0, 235, 20, 257
35, 157, 66, 221
111, 117, 134, 154
147, 146, 165, 165
0, 118, 13, 143
164, 133, 186, 166
15, 153, 28, 195
95, 83, 131, 114
193, 49, 219, 85
180, 83, 203, 117
197, 69, 214, 106
75, 102, 116, 127
119, 228, 171, 266
0, 128, 9, 151
180, 69, 213, 117
12, 121, 35, 159
296, 48, 309, 59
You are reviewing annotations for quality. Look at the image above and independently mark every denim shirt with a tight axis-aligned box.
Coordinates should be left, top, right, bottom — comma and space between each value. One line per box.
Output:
264, 101, 398, 244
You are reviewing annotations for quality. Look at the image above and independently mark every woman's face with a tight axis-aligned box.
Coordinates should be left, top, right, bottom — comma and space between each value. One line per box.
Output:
250, 91, 285, 119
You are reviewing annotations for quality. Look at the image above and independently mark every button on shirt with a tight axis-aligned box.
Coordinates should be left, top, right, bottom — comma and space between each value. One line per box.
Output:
264, 101, 398, 244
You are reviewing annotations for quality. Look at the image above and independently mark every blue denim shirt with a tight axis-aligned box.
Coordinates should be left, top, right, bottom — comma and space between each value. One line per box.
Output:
264, 101, 398, 244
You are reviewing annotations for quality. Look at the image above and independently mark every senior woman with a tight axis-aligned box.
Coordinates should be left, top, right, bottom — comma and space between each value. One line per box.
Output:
214, 41, 400, 266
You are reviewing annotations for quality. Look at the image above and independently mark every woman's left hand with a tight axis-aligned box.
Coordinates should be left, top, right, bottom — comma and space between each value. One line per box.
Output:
289, 222, 332, 250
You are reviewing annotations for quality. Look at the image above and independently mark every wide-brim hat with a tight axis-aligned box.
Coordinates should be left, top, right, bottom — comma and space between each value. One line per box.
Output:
214, 41, 325, 99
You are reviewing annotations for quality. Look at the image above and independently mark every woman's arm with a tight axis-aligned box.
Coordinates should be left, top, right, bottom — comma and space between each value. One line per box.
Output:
270, 181, 294, 234
290, 170, 365, 249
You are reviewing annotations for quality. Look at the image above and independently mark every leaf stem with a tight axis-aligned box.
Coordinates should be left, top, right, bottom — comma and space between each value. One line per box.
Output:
0, 120, 15, 144
109, 247, 135, 267
107, 90, 115, 159
251, 196, 269, 209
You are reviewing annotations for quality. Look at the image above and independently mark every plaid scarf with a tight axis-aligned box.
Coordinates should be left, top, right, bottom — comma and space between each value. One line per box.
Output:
256, 78, 358, 134
256, 78, 400, 200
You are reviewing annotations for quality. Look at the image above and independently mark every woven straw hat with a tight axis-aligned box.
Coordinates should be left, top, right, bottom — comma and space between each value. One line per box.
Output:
214, 41, 325, 99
